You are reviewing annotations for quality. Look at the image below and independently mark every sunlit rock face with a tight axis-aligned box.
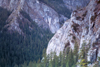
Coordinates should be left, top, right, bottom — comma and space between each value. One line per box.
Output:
22, 0, 60, 33
0, 0, 91, 34
0, 0, 60, 33
46, 0, 100, 65
63, 0, 90, 11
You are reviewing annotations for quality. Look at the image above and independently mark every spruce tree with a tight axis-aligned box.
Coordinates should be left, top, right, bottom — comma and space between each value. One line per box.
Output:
49, 59, 53, 67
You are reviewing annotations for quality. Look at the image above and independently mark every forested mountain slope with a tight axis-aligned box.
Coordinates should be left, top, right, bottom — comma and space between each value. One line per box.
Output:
0, 7, 53, 67
0, 0, 90, 67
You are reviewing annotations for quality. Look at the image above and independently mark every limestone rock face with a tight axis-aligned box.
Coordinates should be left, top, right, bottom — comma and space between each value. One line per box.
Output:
46, 0, 100, 65
87, 48, 97, 63
0, 0, 91, 33
63, 0, 90, 11
0, 0, 60, 33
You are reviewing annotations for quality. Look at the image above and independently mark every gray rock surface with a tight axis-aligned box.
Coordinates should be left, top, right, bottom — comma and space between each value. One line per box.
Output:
63, 0, 90, 11
87, 48, 97, 63
0, 0, 90, 34
0, 0, 60, 33
46, 0, 100, 66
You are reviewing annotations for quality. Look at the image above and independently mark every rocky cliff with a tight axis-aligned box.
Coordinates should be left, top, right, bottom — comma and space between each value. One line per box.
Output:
46, 0, 100, 66
0, 0, 60, 33
63, 0, 90, 11
0, 0, 90, 34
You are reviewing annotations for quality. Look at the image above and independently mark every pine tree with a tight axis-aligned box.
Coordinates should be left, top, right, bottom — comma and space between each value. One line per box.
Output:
79, 42, 88, 67
61, 53, 66, 67
49, 59, 53, 67
73, 41, 79, 66
28, 61, 33, 67
69, 50, 74, 67
55, 55, 59, 67
59, 52, 62, 66
66, 61, 69, 67
22, 62, 27, 67
14, 64, 18, 67
42, 49, 48, 67
80, 59, 87, 67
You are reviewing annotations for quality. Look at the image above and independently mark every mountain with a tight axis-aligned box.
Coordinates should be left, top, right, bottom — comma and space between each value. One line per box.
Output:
0, 0, 60, 33
63, 0, 90, 11
46, 0, 100, 66
39, 0, 90, 18
0, 7, 54, 67
0, 0, 57, 66
0, 0, 90, 67
0, 0, 90, 34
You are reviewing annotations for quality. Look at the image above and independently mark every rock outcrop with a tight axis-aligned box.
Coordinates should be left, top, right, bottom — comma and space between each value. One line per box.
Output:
0, 0, 91, 34
0, 0, 60, 33
46, 0, 100, 66
63, 0, 90, 11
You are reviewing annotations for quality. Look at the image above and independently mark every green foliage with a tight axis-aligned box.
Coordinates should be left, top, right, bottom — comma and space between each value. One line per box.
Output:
20, 47, 78, 67
80, 59, 87, 67
79, 43, 88, 59
98, 57, 100, 61
0, 8, 87, 67
0, 9, 53, 67
15, 40, 80, 67
79, 42, 89, 67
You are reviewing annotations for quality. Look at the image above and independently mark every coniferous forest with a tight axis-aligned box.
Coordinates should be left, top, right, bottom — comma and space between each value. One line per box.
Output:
1, 2, 100, 67
0, 7, 90, 67
16, 42, 79, 67
0, 7, 53, 67
0, 7, 79, 67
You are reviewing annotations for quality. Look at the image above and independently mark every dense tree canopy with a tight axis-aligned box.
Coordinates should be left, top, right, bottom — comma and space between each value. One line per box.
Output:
0, 7, 53, 67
